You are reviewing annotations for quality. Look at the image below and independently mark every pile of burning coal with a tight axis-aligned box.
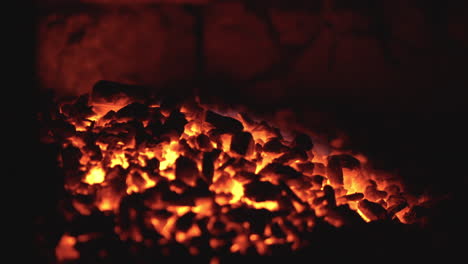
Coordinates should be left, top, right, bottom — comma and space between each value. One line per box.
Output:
38, 81, 430, 263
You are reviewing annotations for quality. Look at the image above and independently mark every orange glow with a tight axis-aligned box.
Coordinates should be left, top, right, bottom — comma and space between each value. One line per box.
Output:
84, 166, 105, 185
97, 199, 113, 211
92, 100, 131, 119
55, 234, 79, 261
159, 141, 179, 171
184, 121, 203, 137
160, 171, 176, 181
230, 234, 249, 254
230, 180, 244, 203
220, 134, 232, 153
244, 198, 279, 211
192, 198, 214, 216
357, 208, 371, 222
110, 152, 129, 169
46, 94, 430, 259
176, 225, 202, 243
255, 152, 282, 174
126, 171, 156, 194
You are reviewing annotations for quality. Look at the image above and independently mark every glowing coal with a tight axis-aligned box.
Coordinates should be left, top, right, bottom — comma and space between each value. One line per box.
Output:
39, 81, 430, 262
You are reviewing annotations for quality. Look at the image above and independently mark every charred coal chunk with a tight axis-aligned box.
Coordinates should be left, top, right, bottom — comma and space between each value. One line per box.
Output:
274, 149, 308, 164
115, 102, 149, 120
313, 186, 334, 206
104, 169, 127, 197
323, 185, 336, 208
260, 163, 302, 182
118, 193, 147, 232
82, 143, 102, 162
122, 120, 150, 147
178, 139, 200, 159
386, 195, 408, 216
340, 193, 365, 202
239, 112, 256, 127
205, 110, 243, 133
145, 110, 164, 137
364, 184, 388, 201
285, 176, 312, 190
292, 133, 313, 151
327, 154, 361, 187
230, 131, 254, 156
233, 171, 259, 184
384, 184, 401, 196
243, 180, 282, 202
176, 155, 199, 187
326, 204, 366, 226
105, 165, 126, 182
48, 119, 76, 139
296, 161, 315, 175
60, 94, 95, 119
196, 134, 212, 151
313, 162, 326, 175
206, 128, 223, 145
163, 110, 188, 136
217, 157, 235, 172
179, 180, 212, 202
102, 110, 116, 120
176, 212, 196, 232
181, 100, 204, 118
230, 158, 257, 173
91, 80, 148, 104
263, 138, 289, 153
330, 154, 361, 169
95, 131, 123, 149
145, 158, 160, 173
388, 202, 408, 217
326, 156, 344, 186
135, 130, 153, 148
358, 199, 388, 221
311, 175, 325, 189
127, 171, 149, 192
278, 180, 309, 206
202, 149, 221, 184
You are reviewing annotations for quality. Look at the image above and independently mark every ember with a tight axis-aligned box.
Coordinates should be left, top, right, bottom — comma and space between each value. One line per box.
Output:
39, 81, 431, 263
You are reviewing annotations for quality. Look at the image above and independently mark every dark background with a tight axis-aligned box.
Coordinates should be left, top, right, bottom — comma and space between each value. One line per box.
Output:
29, 0, 466, 263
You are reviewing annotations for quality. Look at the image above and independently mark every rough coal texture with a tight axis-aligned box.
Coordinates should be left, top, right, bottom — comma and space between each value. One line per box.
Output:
243, 180, 282, 202
205, 110, 244, 133
32, 1, 466, 262
263, 138, 289, 153
230, 131, 254, 156
176, 155, 199, 187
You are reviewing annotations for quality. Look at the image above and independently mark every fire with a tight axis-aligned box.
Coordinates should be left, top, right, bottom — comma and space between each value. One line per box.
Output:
159, 141, 179, 171
84, 166, 105, 185
42, 87, 430, 261
230, 180, 244, 203
243, 198, 279, 211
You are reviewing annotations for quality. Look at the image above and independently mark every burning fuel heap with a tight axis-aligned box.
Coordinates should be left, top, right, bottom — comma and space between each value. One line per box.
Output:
39, 81, 429, 263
